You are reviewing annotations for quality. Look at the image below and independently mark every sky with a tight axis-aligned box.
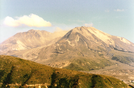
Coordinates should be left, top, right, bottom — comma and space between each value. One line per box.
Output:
0, 0, 134, 43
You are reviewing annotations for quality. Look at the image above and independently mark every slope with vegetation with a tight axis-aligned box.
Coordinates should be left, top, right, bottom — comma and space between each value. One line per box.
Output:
0, 55, 130, 88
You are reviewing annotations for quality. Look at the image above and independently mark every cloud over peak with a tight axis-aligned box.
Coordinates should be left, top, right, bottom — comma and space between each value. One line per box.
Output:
4, 14, 52, 27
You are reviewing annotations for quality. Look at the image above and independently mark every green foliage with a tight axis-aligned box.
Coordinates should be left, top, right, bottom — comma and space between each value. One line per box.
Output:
65, 63, 84, 71
112, 56, 134, 64
0, 70, 5, 81
0, 55, 129, 88
0, 55, 53, 86
110, 50, 134, 64
64, 57, 113, 71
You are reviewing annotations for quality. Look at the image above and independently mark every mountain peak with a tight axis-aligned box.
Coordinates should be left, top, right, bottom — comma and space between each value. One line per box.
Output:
27, 29, 47, 33
27, 29, 36, 32
71, 26, 102, 35
57, 26, 134, 52
63, 26, 110, 42
73, 26, 92, 32
29, 29, 36, 31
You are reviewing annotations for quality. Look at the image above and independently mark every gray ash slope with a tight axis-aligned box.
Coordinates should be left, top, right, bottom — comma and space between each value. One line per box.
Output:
0, 29, 68, 60
36, 26, 134, 71
0, 29, 65, 51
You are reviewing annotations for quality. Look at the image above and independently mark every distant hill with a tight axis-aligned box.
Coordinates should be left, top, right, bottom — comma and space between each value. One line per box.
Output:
0, 29, 68, 60
0, 55, 129, 88
0, 29, 68, 52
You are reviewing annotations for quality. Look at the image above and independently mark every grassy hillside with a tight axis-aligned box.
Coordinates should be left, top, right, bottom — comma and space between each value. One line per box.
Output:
64, 57, 113, 71
0, 55, 130, 88
110, 50, 134, 64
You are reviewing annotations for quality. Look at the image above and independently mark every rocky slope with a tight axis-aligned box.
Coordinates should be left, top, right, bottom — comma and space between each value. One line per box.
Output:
0, 29, 51, 51
36, 27, 134, 70
0, 29, 68, 60
0, 29, 68, 51
0, 55, 129, 88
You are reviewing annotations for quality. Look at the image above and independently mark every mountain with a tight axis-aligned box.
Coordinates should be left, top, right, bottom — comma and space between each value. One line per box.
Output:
0, 29, 68, 60
0, 29, 50, 51
0, 55, 129, 88
0, 26, 134, 86
0, 29, 68, 51
0, 27, 134, 70
36, 26, 134, 70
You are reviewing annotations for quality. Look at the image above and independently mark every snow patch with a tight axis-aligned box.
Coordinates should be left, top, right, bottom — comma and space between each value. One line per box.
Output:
88, 28, 114, 44
75, 35, 79, 42
84, 41, 88, 47
15, 40, 26, 50
66, 39, 75, 46
57, 43, 59, 46
118, 37, 131, 44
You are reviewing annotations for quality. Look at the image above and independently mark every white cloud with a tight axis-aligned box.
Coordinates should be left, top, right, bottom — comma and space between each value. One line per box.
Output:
4, 16, 19, 27
3, 14, 52, 27
114, 9, 124, 12
84, 23, 93, 27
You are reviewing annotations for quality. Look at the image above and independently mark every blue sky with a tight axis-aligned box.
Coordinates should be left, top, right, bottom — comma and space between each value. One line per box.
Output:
0, 0, 134, 43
